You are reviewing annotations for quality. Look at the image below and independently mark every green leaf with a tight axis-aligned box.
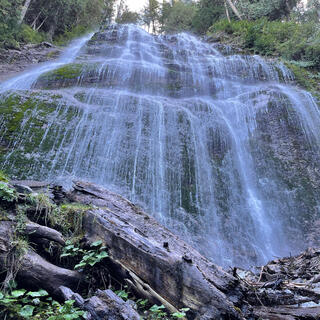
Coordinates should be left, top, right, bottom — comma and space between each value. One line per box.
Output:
172, 312, 185, 318
96, 251, 108, 259
180, 308, 190, 312
74, 262, 86, 269
137, 298, 148, 306
90, 240, 102, 247
27, 289, 49, 297
19, 305, 35, 318
11, 289, 27, 297
60, 253, 72, 258
1, 298, 17, 303
150, 304, 165, 312
0, 292, 4, 299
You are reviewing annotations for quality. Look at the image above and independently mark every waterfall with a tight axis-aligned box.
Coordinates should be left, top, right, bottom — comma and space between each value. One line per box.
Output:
1, 24, 320, 267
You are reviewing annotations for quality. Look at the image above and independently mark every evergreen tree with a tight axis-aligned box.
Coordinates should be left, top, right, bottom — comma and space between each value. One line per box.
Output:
160, 1, 196, 33
192, 0, 225, 34
142, 0, 160, 33
0, 0, 22, 47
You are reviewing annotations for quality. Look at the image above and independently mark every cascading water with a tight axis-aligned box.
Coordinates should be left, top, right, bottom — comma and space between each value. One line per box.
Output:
1, 24, 320, 267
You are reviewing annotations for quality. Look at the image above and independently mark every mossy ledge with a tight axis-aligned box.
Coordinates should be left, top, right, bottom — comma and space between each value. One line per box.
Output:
35, 62, 101, 89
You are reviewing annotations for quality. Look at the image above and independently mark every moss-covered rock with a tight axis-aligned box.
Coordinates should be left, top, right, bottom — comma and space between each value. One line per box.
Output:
35, 63, 100, 89
0, 91, 80, 179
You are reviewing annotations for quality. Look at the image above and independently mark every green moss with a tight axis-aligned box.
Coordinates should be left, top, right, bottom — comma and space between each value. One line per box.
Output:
284, 62, 320, 98
36, 62, 102, 89
42, 64, 83, 81
51, 203, 92, 236
0, 170, 9, 183
0, 92, 81, 178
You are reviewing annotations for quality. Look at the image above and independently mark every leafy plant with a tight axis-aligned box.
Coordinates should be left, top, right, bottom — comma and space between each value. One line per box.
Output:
61, 240, 108, 270
172, 308, 190, 318
148, 304, 166, 319
115, 288, 129, 300
0, 170, 9, 182
0, 288, 86, 319
0, 183, 17, 203
51, 203, 90, 236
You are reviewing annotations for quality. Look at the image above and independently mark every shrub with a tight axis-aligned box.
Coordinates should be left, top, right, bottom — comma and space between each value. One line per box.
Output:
208, 19, 320, 70
0, 183, 17, 203
17, 24, 46, 44
0, 287, 86, 319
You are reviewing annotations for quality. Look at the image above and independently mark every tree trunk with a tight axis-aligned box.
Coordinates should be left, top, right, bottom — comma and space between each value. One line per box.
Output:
69, 181, 244, 319
226, 0, 242, 20
225, 0, 231, 23
0, 221, 83, 296
19, 0, 32, 25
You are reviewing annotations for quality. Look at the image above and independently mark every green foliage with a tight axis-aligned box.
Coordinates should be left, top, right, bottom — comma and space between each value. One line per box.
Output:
0, 0, 22, 48
160, 1, 197, 33
29, 192, 55, 225
0, 0, 116, 47
209, 19, 320, 70
51, 203, 90, 235
142, 0, 160, 32
284, 61, 320, 94
53, 25, 90, 46
236, 0, 298, 20
24, 0, 115, 40
60, 240, 108, 270
0, 288, 86, 319
116, 289, 129, 300
172, 308, 190, 318
192, 0, 225, 34
0, 183, 17, 203
149, 304, 166, 319
17, 24, 46, 44
0, 170, 9, 182
116, 2, 140, 25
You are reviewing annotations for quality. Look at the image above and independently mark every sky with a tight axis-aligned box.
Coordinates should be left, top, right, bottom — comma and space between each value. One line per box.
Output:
126, 0, 148, 12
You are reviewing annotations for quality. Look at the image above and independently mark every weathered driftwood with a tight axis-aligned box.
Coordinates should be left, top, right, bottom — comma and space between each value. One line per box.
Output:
0, 221, 82, 295
254, 306, 320, 320
236, 247, 320, 320
69, 181, 243, 320
25, 221, 65, 245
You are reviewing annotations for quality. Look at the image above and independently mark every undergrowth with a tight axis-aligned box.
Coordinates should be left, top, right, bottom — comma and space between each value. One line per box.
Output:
208, 19, 320, 94
0, 284, 86, 319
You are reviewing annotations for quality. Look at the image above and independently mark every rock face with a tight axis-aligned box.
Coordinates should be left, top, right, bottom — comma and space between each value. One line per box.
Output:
0, 24, 320, 268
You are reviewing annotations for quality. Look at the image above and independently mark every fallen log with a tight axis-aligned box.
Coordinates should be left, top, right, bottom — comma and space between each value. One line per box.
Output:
69, 181, 244, 319
254, 305, 320, 320
0, 221, 82, 295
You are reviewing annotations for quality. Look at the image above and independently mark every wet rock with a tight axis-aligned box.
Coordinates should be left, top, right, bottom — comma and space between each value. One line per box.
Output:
84, 290, 140, 320
0, 43, 61, 82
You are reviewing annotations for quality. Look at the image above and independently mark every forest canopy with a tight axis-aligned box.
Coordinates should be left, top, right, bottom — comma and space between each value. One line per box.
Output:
0, 0, 116, 48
